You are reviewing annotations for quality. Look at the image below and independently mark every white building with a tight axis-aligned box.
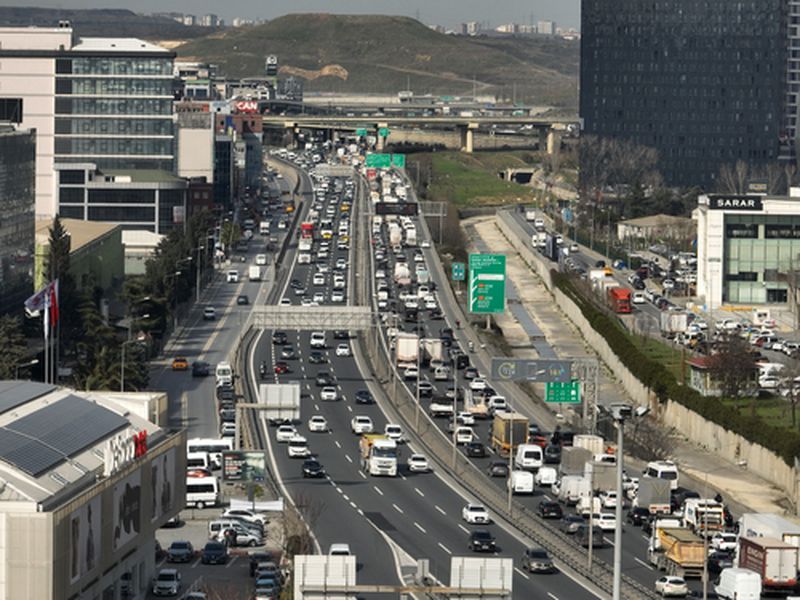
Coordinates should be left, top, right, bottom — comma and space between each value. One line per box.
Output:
537, 20, 556, 35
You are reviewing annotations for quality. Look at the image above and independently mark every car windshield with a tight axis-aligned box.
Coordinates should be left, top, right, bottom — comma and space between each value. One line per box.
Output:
157, 572, 177, 582
529, 549, 549, 559
171, 542, 189, 550
474, 531, 492, 540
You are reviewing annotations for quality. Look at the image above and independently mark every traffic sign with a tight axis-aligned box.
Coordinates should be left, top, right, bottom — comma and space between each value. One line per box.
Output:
468, 253, 506, 314
379, 127, 391, 137
365, 153, 391, 168
452, 262, 465, 281
356, 128, 368, 136
391, 154, 406, 168
491, 358, 573, 383
545, 381, 581, 403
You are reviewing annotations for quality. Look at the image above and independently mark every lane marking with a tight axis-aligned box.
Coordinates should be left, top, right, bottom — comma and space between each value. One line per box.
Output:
514, 567, 530, 580
191, 556, 202, 568
334, 440, 341, 449
414, 522, 427, 533
345, 455, 353, 463
435, 505, 446, 515
392, 503, 404, 514
414, 487, 425, 497
358, 471, 366, 479
342, 494, 350, 501
437, 542, 451, 554
548, 594, 560, 600
373, 486, 384, 496
347, 405, 353, 412
225, 555, 238, 569
458, 524, 470, 533
634, 557, 654, 571
349, 501, 358, 509
399, 474, 407, 481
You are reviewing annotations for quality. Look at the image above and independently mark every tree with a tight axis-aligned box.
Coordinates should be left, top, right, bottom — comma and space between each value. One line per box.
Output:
44, 215, 82, 369
73, 292, 120, 390
778, 362, 800, 429
706, 334, 758, 414
0, 315, 28, 379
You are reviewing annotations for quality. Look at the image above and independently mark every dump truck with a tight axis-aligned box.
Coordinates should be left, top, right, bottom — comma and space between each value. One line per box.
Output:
429, 400, 454, 418
359, 434, 398, 477
463, 387, 489, 419
634, 477, 672, 515
738, 536, 798, 592
395, 333, 419, 367
648, 525, 705, 578
259, 383, 301, 425
559, 446, 593, 477
490, 413, 529, 457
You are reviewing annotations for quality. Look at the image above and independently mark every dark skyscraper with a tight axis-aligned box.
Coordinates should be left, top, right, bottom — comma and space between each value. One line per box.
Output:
580, 0, 787, 189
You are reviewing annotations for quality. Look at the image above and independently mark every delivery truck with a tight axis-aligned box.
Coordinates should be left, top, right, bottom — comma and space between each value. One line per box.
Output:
491, 413, 529, 457
395, 333, 419, 367
573, 434, 606, 455
359, 434, 398, 477
260, 383, 301, 425
585, 460, 616, 492
737, 536, 798, 592
554, 474, 591, 505
248, 265, 262, 281
634, 477, 672, 515
683, 498, 725, 537
660, 311, 689, 338
509, 470, 535, 494
559, 446, 593, 477
648, 525, 705, 578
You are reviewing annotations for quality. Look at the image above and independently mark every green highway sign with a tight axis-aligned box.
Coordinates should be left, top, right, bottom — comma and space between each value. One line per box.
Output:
468, 253, 506, 314
356, 128, 368, 136
391, 154, 406, 168
379, 127, 391, 137
545, 381, 581, 404
451, 262, 465, 281
365, 153, 392, 168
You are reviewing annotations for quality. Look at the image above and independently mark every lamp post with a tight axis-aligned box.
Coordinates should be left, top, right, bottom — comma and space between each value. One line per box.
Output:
415, 313, 421, 431
14, 359, 39, 380
122, 313, 149, 392
194, 245, 205, 303
451, 353, 458, 470
166, 271, 182, 331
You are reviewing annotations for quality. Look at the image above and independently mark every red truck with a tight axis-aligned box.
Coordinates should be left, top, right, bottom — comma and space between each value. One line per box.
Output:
607, 286, 632, 313
300, 222, 314, 239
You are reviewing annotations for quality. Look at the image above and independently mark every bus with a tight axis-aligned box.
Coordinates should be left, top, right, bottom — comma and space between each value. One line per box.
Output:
185, 475, 219, 509
186, 438, 233, 469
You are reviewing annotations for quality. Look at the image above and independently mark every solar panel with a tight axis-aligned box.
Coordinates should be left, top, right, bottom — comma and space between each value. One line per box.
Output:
0, 395, 128, 477
0, 381, 56, 416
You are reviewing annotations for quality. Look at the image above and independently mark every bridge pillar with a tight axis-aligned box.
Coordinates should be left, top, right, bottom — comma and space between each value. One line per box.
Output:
376, 122, 389, 152
458, 123, 477, 153
546, 129, 561, 155
538, 127, 547, 152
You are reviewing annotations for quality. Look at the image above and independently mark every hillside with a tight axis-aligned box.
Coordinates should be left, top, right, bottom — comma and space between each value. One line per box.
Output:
177, 14, 578, 108
0, 7, 214, 39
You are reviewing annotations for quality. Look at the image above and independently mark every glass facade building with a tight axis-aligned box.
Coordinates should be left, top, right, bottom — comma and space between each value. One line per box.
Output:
580, 0, 787, 189
0, 126, 36, 316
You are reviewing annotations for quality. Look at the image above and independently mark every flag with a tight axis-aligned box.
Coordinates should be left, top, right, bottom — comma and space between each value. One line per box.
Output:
49, 279, 59, 327
43, 284, 50, 340
24, 282, 49, 317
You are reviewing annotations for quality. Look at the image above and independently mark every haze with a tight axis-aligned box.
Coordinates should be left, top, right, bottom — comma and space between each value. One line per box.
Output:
1, 0, 580, 30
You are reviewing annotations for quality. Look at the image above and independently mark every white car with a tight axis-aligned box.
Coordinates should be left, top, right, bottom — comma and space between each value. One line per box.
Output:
470, 378, 488, 391
421, 240, 431, 248
331, 290, 345, 303
632, 291, 646, 304
335, 343, 351, 357
313, 273, 325, 286
333, 277, 346, 290
457, 412, 476, 425
152, 569, 181, 596
221, 508, 268, 526
596, 512, 617, 532
655, 576, 688, 598
276, 425, 297, 442
384, 424, 404, 442
287, 436, 310, 458
308, 415, 328, 433
255, 254, 267, 266
404, 366, 419, 380
351, 415, 374, 434
455, 427, 475, 444
313, 292, 325, 304
407, 454, 430, 473
226, 270, 239, 283
310, 331, 326, 348
599, 490, 618, 509
462, 503, 491, 524
711, 532, 738, 553
320, 386, 338, 401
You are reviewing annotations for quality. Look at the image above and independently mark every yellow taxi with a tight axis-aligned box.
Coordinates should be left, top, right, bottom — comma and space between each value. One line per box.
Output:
171, 357, 189, 371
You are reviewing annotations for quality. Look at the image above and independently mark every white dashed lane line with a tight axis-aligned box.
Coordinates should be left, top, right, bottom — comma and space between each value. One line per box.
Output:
414, 487, 424, 497
334, 441, 341, 449
437, 542, 452, 555
435, 505, 446, 516
414, 522, 427, 534
514, 567, 530, 580
392, 503, 404, 514
373, 486, 383, 496
345, 455, 353, 463
458, 524, 470, 534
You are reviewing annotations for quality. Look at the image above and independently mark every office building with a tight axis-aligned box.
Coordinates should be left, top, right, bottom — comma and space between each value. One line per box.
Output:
580, 0, 786, 188
0, 125, 35, 316
695, 190, 800, 307
537, 20, 555, 35
214, 136, 234, 207
0, 380, 184, 600
0, 24, 175, 217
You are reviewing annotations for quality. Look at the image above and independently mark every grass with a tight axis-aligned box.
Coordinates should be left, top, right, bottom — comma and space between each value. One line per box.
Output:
720, 395, 800, 432
637, 337, 687, 383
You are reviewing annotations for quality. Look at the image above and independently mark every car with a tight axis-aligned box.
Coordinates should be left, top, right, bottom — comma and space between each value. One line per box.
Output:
407, 454, 431, 473
167, 540, 194, 562
418, 381, 434, 398
351, 416, 374, 434
331, 290, 345, 303
522, 547, 556, 573
171, 357, 189, 371
201, 541, 228, 565
203, 306, 216, 320
226, 270, 239, 283
255, 254, 268, 266
302, 458, 325, 478
320, 386, 338, 401
543, 444, 562, 464
468, 529, 496, 552
333, 330, 350, 340
287, 435, 310, 458
276, 425, 297, 442
455, 427, 475, 445
462, 503, 491, 524
221, 508, 268, 526
537, 501, 564, 519
487, 460, 509, 478
308, 415, 328, 432
465, 441, 487, 457
403, 366, 419, 380
599, 490, 619, 509
272, 331, 287, 344
655, 575, 688, 597
559, 515, 585, 534
249, 551, 276, 576
294, 286, 307, 297
310, 331, 326, 348
255, 575, 280, 598
707, 550, 735, 574
596, 513, 617, 531
470, 378, 488, 391
191, 360, 210, 377
329, 543, 351, 556
711, 532, 738, 553
237, 295, 249, 305
152, 568, 181, 596
626, 507, 650, 527
457, 411, 476, 425
313, 273, 325, 286
274, 361, 290, 374
281, 345, 296, 359
315, 371, 334, 386
335, 343, 351, 357
312, 292, 325, 303
253, 560, 281, 582
308, 351, 325, 364
463, 367, 479, 380
384, 423, 404, 442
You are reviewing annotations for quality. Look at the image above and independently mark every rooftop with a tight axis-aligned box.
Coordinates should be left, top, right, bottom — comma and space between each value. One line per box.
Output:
618, 213, 693, 228
35, 218, 119, 254
72, 37, 169, 54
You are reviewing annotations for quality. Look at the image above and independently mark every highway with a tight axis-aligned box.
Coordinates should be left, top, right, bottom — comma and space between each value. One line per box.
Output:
248, 160, 602, 598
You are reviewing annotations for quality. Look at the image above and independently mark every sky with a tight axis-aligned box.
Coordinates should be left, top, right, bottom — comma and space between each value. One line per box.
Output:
5, 1, 581, 30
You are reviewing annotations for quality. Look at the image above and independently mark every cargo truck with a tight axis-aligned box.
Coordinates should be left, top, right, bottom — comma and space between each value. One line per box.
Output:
738, 512, 800, 571
585, 460, 617, 492
555, 475, 591, 505
389, 224, 403, 246
648, 525, 705, 578
607, 286, 632, 313
573, 434, 606, 455
559, 446, 593, 477
260, 383, 301, 425
248, 265, 262, 281
298, 238, 312, 252
737, 537, 798, 592
429, 401, 454, 418
405, 229, 417, 246
633, 478, 672, 515
683, 498, 725, 537
420, 338, 443, 368
490, 413, 529, 457
395, 333, 419, 367
394, 263, 412, 287
359, 434, 398, 476
660, 311, 689, 338
531, 232, 546, 249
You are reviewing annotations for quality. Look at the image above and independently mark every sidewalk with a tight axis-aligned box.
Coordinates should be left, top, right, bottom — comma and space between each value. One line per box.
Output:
468, 215, 791, 518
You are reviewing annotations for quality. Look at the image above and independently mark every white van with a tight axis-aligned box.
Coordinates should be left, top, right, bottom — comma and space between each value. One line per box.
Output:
186, 451, 210, 471
186, 438, 233, 469
515, 444, 543, 471
535, 466, 558, 487
715, 567, 761, 600
215, 362, 233, 386
643, 460, 679, 491
508, 470, 535, 494
185, 476, 219, 509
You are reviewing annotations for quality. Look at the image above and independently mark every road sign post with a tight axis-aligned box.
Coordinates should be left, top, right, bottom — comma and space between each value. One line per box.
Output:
491, 358, 573, 383
468, 254, 506, 328
452, 261, 465, 295
544, 381, 581, 403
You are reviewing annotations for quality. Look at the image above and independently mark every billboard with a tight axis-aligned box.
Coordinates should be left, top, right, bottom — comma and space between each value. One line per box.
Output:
112, 469, 141, 552
234, 100, 260, 114
222, 451, 266, 482
150, 448, 176, 522
374, 202, 418, 216
69, 495, 101, 583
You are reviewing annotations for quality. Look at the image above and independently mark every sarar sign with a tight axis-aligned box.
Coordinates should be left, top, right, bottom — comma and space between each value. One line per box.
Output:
104, 430, 147, 477
708, 195, 763, 211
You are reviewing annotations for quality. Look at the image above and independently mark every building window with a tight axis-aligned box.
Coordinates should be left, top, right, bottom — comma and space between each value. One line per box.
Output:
59, 170, 85, 185
0, 98, 22, 123
725, 223, 758, 238
55, 59, 72, 74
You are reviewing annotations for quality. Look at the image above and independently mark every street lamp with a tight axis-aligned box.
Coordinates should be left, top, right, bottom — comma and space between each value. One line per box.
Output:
609, 402, 649, 600
122, 313, 149, 392
14, 359, 39, 380
193, 245, 205, 303
166, 271, 182, 330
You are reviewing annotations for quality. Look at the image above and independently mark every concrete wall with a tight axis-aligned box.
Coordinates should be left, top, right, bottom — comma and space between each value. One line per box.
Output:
386, 128, 538, 150
495, 210, 800, 504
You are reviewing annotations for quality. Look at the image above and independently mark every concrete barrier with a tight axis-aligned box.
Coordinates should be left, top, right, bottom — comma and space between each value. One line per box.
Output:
495, 210, 800, 507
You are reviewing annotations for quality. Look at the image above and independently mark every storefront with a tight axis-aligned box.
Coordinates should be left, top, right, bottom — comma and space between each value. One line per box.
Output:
696, 191, 800, 307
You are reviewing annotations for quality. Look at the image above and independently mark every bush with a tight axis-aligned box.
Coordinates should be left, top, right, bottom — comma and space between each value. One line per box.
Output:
551, 270, 800, 465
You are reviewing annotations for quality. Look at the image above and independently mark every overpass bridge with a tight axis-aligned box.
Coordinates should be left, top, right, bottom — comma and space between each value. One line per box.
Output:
262, 114, 578, 154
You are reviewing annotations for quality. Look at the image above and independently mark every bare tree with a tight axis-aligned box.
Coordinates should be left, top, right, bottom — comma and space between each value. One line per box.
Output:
778, 362, 800, 429
706, 334, 758, 414
626, 417, 674, 462
282, 491, 325, 560
717, 160, 751, 194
